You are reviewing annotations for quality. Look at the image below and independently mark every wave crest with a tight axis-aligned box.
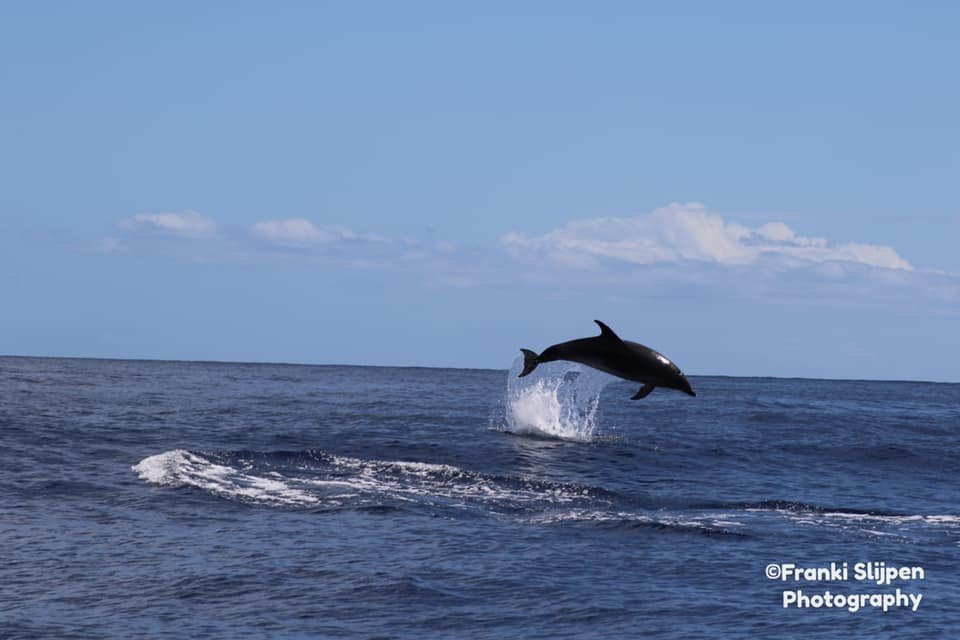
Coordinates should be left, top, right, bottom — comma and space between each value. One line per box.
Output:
132, 448, 602, 512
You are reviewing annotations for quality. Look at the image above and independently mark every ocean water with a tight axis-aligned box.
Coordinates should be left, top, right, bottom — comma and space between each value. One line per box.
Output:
2, 355, 959, 639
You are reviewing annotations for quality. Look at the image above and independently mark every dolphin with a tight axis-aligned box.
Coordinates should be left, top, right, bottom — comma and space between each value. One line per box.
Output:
518, 320, 696, 399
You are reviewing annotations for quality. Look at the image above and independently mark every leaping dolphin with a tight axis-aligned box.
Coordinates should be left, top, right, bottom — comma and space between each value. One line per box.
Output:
519, 320, 696, 400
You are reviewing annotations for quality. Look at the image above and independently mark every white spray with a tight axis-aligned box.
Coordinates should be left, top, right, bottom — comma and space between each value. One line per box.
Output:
499, 356, 615, 441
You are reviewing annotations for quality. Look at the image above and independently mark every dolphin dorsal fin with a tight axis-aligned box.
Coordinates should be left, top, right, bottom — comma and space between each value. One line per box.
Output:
593, 320, 623, 343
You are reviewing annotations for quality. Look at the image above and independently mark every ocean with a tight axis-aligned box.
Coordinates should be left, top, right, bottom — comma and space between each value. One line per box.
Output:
2, 355, 959, 639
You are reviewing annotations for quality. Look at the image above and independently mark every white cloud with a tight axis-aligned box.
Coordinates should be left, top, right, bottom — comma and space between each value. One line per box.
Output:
120, 211, 218, 238
501, 202, 912, 271
107, 206, 942, 305
251, 218, 357, 246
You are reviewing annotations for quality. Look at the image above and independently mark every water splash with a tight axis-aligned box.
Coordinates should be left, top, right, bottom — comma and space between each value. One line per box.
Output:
499, 355, 616, 441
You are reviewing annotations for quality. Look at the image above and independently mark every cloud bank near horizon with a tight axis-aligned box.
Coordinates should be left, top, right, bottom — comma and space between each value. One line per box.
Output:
119, 212, 218, 238
501, 203, 912, 271
251, 218, 365, 247
111, 204, 956, 307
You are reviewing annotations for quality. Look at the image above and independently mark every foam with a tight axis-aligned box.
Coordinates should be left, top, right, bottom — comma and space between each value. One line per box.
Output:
529, 508, 745, 532
133, 449, 599, 512
132, 450, 317, 506
743, 505, 960, 531
133, 450, 959, 537
315, 452, 595, 507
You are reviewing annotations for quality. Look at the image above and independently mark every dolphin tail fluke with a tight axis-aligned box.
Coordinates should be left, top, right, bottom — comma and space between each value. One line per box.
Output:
518, 349, 539, 377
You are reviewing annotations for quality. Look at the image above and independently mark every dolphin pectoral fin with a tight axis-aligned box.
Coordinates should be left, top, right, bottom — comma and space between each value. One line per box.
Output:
593, 319, 623, 343
518, 349, 539, 377
631, 384, 655, 400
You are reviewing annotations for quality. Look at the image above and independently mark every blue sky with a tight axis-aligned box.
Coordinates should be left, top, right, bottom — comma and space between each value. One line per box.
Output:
1, 2, 958, 380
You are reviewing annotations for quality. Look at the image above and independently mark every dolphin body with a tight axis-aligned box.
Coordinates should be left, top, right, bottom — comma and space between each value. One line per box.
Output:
518, 320, 696, 400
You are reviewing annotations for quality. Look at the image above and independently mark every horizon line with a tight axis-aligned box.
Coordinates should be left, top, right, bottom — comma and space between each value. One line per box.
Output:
1, 353, 956, 386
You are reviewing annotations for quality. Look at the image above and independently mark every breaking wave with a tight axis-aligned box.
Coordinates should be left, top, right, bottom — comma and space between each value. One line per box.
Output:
133, 450, 318, 506
133, 449, 604, 514
133, 449, 960, 542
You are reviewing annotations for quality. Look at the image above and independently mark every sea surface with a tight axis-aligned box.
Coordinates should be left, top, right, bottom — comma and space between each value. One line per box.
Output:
2, 356, 960, 639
